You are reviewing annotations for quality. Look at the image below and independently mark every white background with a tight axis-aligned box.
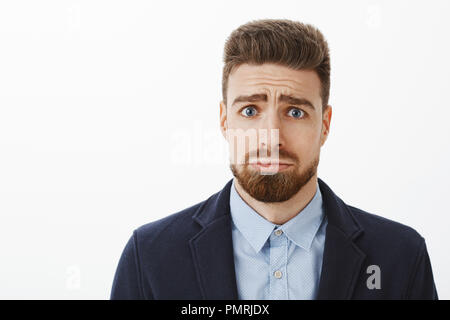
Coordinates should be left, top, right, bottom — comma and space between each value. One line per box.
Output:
0, 0, 449, 299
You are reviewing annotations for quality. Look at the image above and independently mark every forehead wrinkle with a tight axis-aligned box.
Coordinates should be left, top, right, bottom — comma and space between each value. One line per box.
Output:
237, 75, 317, 92
240, 82, 314, 102
229, 68, 322, 107
246, 82, 303, 93
239, 76, 306, 88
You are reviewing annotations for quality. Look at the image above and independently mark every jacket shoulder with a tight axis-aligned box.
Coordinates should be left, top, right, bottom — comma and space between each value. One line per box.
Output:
133, 191, 220, 247
135, 200, 205, 243
348, 205, 424, 243
347, 205, 425, 260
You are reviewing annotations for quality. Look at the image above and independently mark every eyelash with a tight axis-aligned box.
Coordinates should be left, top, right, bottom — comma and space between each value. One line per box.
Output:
239, 105, 307, 119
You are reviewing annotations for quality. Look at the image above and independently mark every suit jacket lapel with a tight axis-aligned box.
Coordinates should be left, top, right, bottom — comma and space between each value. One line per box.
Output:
316, 178, 366, 299
316, 224, 366, 299
189, 179, 239, 299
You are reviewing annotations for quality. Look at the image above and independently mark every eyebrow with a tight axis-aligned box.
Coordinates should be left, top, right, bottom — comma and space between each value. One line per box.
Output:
231, 93, 315, 110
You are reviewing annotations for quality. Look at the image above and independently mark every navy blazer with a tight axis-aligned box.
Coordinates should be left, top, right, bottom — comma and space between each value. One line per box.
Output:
110, 178, 438, 300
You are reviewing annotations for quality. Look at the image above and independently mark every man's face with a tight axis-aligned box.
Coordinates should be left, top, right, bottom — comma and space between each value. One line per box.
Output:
220, 63, 332, 203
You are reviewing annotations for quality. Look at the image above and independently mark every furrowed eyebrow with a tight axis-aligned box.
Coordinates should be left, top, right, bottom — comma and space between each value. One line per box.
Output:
232, 94, 267, 106
232, 93, 315, 110
279, 94, 315, 110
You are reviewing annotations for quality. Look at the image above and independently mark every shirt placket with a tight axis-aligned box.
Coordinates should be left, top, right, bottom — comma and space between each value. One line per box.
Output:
268, 227, 288, 299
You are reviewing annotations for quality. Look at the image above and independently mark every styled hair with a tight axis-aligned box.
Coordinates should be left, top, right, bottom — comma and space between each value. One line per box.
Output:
222, 19, 330, 111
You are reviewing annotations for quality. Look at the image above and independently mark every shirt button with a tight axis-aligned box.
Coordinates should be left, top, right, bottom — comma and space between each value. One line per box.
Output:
274, 229, 283, 236
274, 270, 283, 279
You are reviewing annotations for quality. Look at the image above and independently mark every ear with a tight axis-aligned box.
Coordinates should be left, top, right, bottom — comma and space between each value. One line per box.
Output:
220, 100, 228, 140
320, 105, 332, 147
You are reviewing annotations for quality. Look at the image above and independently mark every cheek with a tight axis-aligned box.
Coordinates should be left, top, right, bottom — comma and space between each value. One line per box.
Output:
284, 126, 321, 156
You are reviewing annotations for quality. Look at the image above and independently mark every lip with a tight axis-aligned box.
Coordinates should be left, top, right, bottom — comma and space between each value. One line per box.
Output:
250, 162, 293, 172
248, 158, 293, 165
256, 162, 292, 166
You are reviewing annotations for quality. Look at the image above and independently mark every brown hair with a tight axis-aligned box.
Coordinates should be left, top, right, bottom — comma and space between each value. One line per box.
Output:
222, 19, 330, 111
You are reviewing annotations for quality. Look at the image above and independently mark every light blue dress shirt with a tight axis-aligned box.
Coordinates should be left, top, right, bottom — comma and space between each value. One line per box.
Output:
229, 178, 328, 300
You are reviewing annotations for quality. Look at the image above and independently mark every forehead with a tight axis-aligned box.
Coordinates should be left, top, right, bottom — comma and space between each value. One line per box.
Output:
227, 63, 322, 104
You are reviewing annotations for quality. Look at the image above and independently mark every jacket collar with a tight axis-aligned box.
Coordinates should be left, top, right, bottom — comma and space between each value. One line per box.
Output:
190, 177, 366, 300
315, 178, 366, 299
189, 179, 238, 299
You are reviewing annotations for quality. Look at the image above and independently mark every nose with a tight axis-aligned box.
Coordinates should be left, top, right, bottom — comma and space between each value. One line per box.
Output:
266, 109, 282, 130
259, 109, 284, 153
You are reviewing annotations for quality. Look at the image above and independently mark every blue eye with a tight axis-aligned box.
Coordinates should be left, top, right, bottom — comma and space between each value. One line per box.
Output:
287, 107, 305, 119
241, 106, 257, 117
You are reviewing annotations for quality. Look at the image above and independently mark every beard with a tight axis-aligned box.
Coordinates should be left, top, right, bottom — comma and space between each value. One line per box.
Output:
230, 150, 319, 203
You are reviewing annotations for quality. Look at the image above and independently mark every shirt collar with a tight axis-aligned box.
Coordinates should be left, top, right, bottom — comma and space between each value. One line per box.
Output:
229, 178, 325, 253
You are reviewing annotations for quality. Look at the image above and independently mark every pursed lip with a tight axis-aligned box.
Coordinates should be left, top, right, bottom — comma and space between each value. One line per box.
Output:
249, 162, 294, 169
256, 162, 292, 166
248, 158, 293, 165
250, 162, 293, 172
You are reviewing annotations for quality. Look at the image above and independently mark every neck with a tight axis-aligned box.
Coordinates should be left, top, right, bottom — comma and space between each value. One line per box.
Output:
233, 174, 318, 225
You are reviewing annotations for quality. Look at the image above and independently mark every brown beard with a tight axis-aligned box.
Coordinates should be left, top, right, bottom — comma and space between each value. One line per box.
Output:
230, 152, 319, 203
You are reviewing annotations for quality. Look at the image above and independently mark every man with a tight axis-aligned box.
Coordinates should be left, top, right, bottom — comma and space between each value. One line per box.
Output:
110, 19, 438, 300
